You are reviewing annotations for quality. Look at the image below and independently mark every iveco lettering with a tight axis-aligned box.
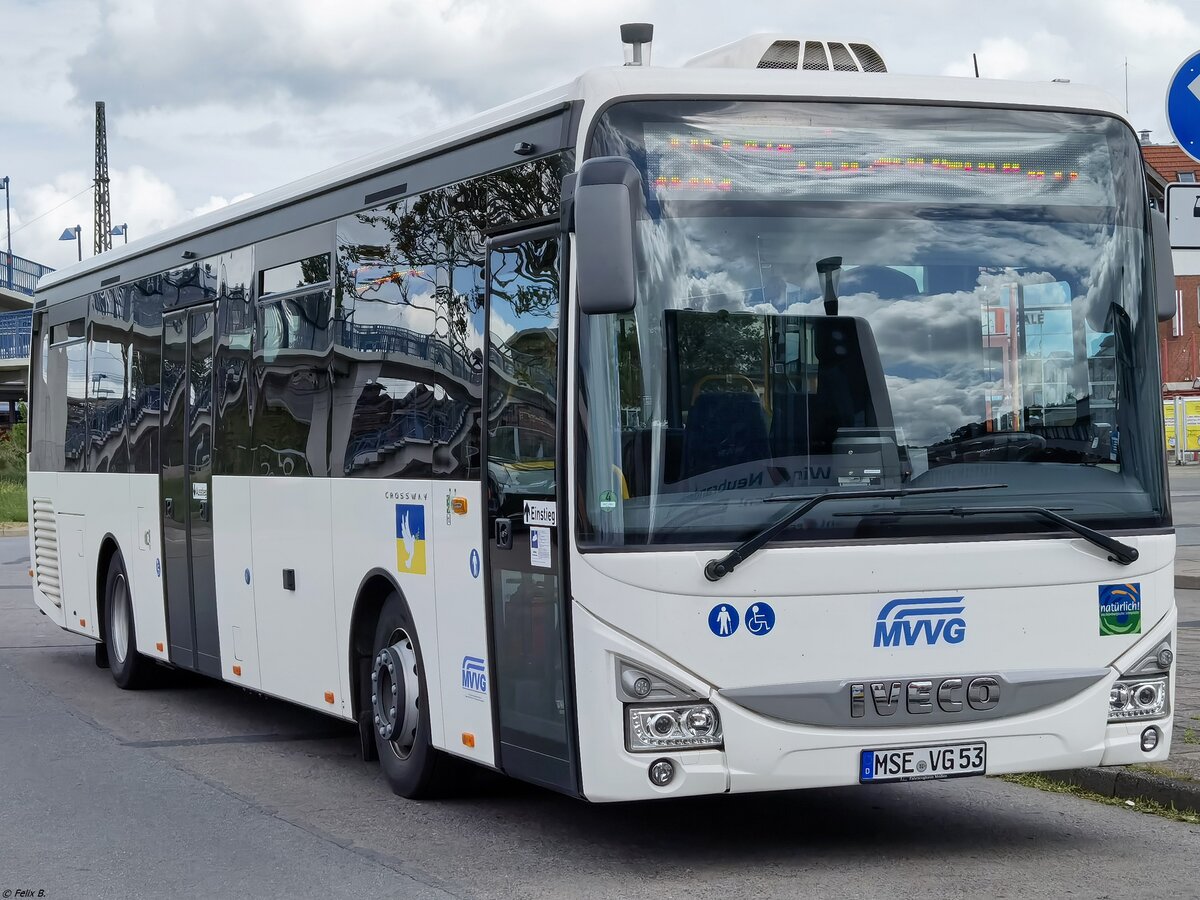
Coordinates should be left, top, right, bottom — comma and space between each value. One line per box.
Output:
26, 22, 1176, 802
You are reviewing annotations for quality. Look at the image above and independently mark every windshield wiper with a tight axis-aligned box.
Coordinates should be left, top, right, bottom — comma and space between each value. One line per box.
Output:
703, 484, 1008, 582
850, 505, 1139, 566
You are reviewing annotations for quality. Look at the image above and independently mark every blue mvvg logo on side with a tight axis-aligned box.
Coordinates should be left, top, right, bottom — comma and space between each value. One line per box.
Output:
874, 597, 966, 648
462, 656, 487, 694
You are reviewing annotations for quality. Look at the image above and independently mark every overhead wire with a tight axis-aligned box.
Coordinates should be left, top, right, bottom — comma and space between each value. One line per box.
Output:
10, 183, 95, 236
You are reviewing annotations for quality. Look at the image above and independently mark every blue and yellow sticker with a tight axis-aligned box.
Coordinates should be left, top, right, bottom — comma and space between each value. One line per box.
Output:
395, 503, 427, 575
1099, 582, 1140, 636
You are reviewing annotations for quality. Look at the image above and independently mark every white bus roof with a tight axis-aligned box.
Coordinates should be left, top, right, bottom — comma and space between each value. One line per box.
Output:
37, 59, 1130, 296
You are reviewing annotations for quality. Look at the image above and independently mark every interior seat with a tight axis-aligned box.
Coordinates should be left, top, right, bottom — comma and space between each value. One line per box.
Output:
681, 391, 770, 478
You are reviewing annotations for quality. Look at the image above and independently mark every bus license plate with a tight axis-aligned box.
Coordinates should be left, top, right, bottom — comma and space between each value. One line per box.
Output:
859, 742, 986, 783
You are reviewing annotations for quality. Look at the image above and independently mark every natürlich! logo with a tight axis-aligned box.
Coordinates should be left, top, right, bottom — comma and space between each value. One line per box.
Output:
1099, 583, 1140, 636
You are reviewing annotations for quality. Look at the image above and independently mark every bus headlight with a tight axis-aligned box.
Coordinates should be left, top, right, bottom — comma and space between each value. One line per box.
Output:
1108, 676, 1168, 721
627, 704, 723, 751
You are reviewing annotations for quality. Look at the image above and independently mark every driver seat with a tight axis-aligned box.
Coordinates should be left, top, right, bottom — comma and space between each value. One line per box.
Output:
681, 391, 770, 478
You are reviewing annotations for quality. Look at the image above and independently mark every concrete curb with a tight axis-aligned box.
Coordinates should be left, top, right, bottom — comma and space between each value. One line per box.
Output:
1045, 767, 1200, 814
0, 523, 27, 537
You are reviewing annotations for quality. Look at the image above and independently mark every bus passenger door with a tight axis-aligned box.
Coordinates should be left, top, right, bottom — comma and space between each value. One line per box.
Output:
160, 304, 220, 677
482, 227, 579, 794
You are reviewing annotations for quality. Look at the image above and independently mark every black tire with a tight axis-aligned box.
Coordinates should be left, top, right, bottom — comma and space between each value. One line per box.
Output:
370, 590, 455, 799
103, 552, 155, 689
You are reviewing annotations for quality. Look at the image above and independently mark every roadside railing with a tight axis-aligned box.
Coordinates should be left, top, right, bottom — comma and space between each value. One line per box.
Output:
0, 309, 32, 360
1, 254, 54, 297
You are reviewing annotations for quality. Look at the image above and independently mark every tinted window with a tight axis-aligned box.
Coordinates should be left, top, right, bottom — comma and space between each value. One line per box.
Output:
29, 316, 54, 471
129, 274, 166, 472
331, 157, 566, 480
254, 289, 332, 476
261, 253, 331, 297
87, 288, 130, 472
334, 210, 483, 479
62, 340, 88, 472
214, 249, 255, 475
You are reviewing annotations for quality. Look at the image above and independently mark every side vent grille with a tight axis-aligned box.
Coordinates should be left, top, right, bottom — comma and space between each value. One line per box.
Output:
850, 42, 887, 73
828, 42, 858, 72
760, 39, 887, 73
758, 40, 799, 69
801, 41, 828, 71
32, 498, 61, 607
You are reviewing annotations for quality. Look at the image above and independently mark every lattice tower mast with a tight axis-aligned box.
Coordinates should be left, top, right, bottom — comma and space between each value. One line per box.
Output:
94, 101, 112, 255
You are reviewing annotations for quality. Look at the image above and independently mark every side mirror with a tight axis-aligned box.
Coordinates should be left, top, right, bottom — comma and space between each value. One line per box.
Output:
570, 157, 642, 315
1151, 208, 1177, 322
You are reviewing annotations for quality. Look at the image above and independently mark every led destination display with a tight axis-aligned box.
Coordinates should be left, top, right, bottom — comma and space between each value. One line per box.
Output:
643, 124, 1115, 206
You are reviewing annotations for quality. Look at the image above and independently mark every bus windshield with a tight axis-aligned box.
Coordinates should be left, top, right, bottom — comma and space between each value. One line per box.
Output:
577, 100, 1167, 548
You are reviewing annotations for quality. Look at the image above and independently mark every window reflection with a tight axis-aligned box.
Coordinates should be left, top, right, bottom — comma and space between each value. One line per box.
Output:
580, 101, 1163, 546
332, 157, 565, 479
87, 287, 129, 472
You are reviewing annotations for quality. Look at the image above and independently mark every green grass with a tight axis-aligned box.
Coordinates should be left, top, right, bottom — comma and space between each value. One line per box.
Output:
1001, 772, 1200, 824
0, 476, 28, 523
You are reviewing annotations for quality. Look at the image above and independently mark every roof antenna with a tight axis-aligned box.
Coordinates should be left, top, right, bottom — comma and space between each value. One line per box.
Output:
1125, 57, 1129, 115
621, 23, 654, 66
972, 53, 980, 78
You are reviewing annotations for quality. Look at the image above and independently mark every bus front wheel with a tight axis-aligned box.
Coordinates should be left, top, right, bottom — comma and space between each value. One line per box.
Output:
103, 552, 155, 689
370, 591, 454, 799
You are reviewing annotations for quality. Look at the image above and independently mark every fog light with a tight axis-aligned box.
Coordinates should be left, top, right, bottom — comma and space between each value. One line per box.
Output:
1157, 648, 1174, 670
649, 758, 674, 786
632, 676, 652, 698
1141, 726, 1160, 753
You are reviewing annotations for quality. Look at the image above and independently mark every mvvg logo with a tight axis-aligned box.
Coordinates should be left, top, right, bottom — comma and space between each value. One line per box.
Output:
874, 597, 966, 648
462, 656, 488, 695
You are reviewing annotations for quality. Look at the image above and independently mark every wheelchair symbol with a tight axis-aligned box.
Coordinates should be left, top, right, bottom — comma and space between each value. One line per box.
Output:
744, 602, 776, 636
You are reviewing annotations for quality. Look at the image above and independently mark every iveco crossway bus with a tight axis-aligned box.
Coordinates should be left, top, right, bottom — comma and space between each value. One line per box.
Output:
27, 26, 1178, 801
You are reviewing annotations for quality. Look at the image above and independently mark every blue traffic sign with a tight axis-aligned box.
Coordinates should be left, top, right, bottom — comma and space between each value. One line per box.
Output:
1167, 51, 1200, 164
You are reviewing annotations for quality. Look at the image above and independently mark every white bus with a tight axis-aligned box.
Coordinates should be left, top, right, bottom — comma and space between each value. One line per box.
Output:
28, 28, 1179, 802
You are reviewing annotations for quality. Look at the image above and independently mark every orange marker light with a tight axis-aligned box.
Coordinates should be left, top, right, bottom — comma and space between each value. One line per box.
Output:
324, 691, 335, 704
155, 642, 164, 652
462, 732, 476, 748
28, 568, 34, 578
451, 497, 468, 515
79, 618, 86, 627
232, 665, 242, 676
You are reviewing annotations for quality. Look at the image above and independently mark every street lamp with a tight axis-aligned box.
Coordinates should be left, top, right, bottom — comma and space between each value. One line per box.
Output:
0, 177, 10, 290
59, 225, 82, 262
111, 223, 128, 244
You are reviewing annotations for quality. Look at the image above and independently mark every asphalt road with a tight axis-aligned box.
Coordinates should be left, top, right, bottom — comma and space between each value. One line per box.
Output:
4, 536, 1200, 900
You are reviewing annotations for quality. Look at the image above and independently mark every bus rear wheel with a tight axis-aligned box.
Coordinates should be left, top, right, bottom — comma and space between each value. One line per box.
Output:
370, 591, 454, 799
103, 552, 155, 689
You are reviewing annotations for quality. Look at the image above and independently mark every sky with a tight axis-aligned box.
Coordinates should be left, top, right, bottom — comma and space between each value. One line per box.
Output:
2, 0, 1198, 272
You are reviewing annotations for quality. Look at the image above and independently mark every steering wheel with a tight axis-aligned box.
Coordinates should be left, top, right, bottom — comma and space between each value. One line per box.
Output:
691, 373, 758, 404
